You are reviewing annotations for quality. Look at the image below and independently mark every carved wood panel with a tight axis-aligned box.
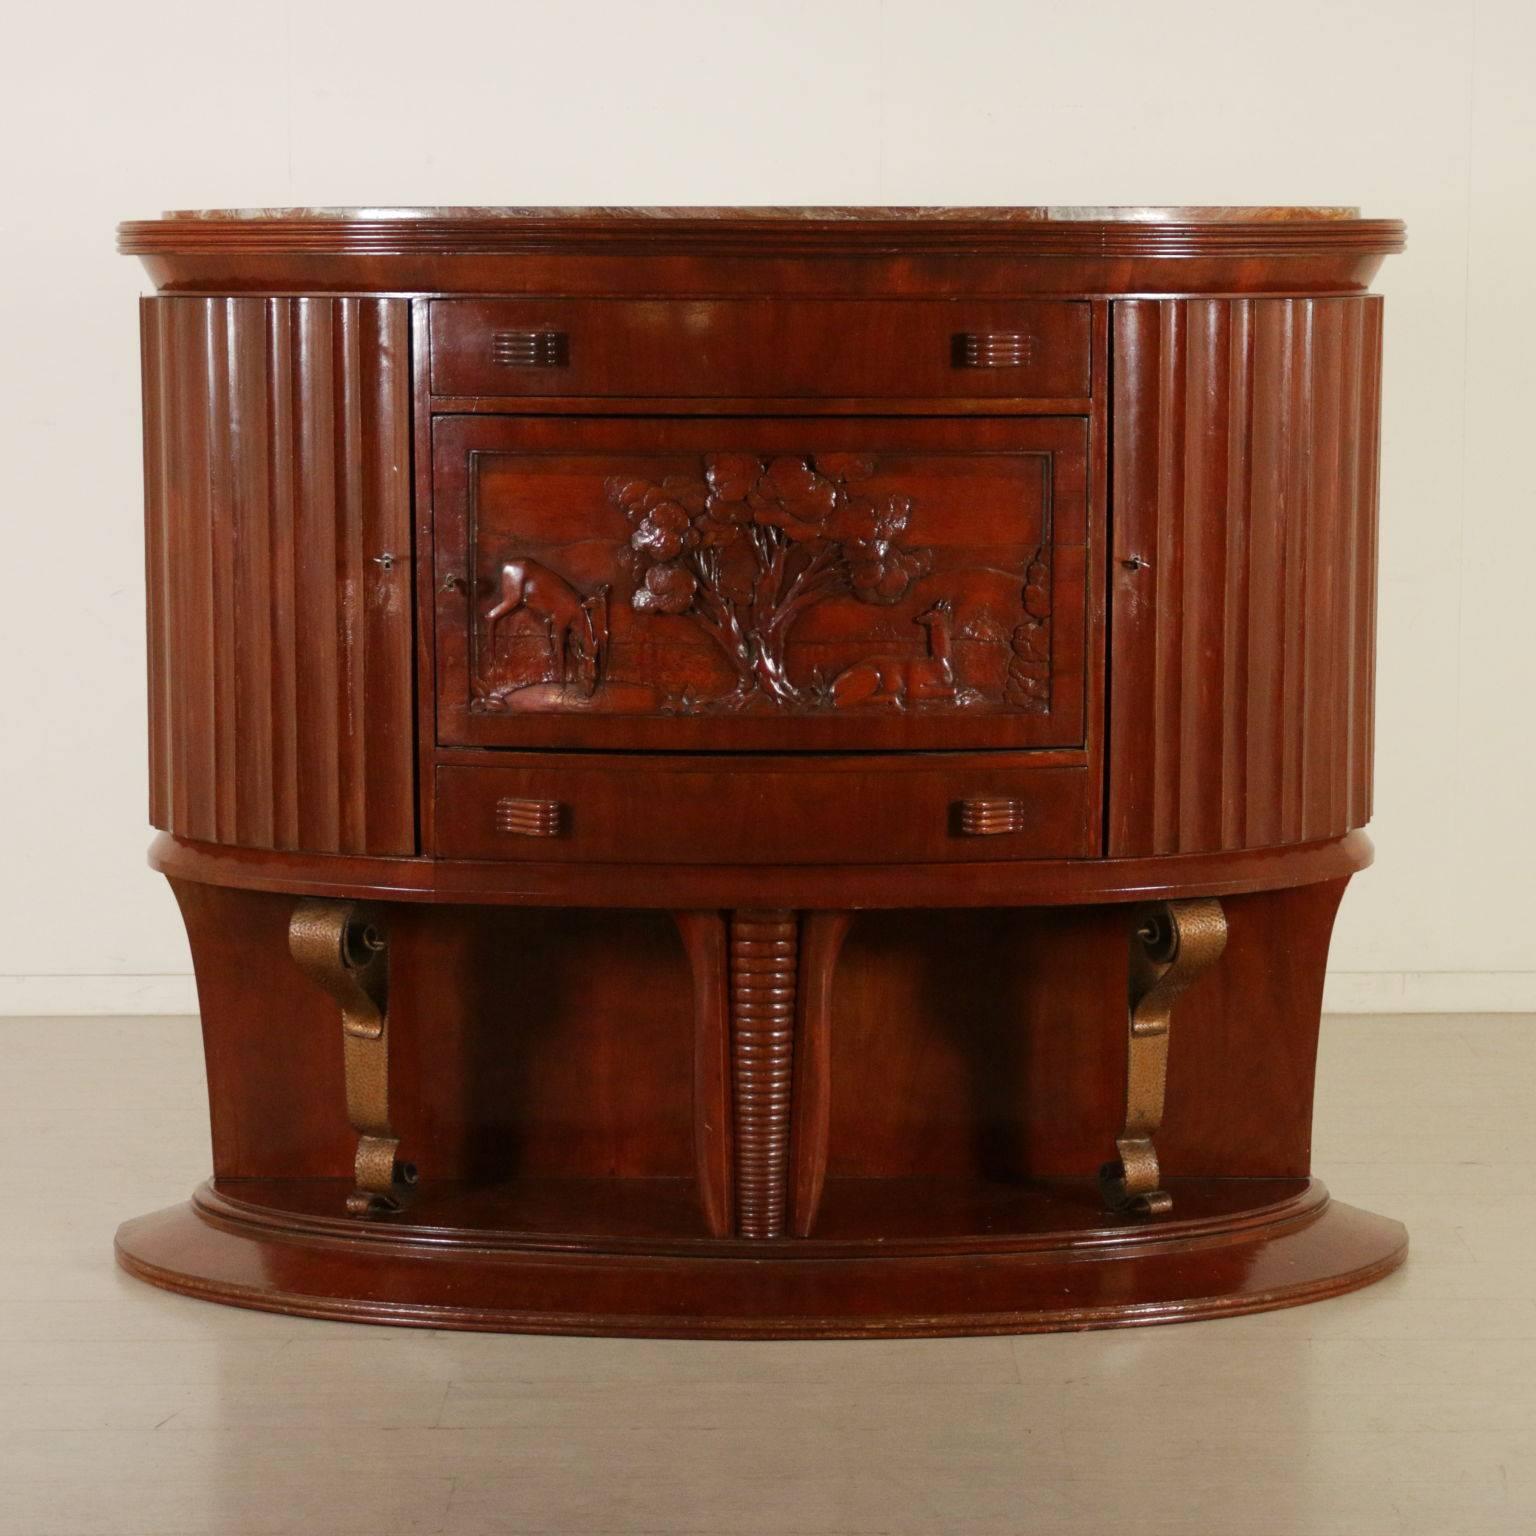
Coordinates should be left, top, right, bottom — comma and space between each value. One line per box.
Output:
141, 297, 415, 854
434, 416, 1090, 752
1108, 297, 1382, 855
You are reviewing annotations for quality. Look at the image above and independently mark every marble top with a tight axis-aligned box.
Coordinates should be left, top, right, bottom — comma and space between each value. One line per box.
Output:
157, 205, 1363, 224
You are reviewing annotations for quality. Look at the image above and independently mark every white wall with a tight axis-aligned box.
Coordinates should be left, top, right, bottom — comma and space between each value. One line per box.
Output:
0, 0, 1530, 1015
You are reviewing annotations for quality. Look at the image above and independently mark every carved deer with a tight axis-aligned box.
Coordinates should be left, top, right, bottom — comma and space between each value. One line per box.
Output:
830, 600, 957, 709
485, 558, 593, 687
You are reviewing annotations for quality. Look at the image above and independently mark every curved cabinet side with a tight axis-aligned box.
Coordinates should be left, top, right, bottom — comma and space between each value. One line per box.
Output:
1109, 297, 1382, 856
141, 296, 415, 855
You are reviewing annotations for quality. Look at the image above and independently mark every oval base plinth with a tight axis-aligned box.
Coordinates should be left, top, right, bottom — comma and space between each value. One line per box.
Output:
115, 1178, 1406, 1339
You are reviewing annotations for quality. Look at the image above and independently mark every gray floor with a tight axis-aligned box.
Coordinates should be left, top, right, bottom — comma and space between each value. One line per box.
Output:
1, 1013, 1530, 1536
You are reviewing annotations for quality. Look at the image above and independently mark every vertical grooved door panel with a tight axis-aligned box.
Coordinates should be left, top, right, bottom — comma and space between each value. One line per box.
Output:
141, 297, 416, 855
1109, 298, 1381, 856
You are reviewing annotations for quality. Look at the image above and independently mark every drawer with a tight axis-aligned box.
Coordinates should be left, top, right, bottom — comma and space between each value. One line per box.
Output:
434, 757, 1097, 865
430, 298, 1092, 400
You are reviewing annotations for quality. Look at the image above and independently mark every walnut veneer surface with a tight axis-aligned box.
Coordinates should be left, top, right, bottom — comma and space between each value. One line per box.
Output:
116, 207, 1407, 1336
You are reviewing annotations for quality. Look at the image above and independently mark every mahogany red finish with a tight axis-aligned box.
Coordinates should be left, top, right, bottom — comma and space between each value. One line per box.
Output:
116, 207, 1406, 1336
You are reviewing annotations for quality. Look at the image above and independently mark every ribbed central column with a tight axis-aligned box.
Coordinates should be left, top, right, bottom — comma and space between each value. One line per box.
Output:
729, 910, 798, 1239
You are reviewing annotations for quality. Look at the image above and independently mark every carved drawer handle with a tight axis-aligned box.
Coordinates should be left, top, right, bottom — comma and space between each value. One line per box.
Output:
495, 797, 564, 837
957, 797, 1029, 836
491, 330, 569, 368
952, 331, 1034, 369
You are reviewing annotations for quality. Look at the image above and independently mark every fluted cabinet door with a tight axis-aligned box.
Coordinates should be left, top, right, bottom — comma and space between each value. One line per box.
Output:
140, 297, 416, 855
1108, 297, 1382, 857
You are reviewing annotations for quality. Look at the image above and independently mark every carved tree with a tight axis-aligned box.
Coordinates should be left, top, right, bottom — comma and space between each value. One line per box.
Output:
606, 454, 932, 706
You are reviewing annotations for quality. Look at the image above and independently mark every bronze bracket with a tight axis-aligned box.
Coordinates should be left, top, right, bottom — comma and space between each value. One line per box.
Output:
288, 899, 416, 1216
1100, 897, 1228, 1217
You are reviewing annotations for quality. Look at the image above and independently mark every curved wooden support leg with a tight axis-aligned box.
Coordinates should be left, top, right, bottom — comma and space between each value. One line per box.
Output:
1100, 897, 1228, 1217
288, 899, 415, 1217
730, 910, 798, 1239
673, 910, 733, 1238
790, 912, 852, 1238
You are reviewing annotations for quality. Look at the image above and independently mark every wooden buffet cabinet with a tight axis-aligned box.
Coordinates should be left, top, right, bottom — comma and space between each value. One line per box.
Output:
115, 206, 1407, 1335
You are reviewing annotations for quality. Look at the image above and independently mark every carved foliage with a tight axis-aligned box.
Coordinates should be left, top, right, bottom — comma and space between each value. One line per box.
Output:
607, 454, 934, 707
1004, 548, 1052, 712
